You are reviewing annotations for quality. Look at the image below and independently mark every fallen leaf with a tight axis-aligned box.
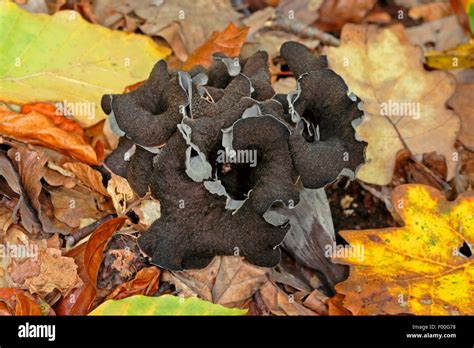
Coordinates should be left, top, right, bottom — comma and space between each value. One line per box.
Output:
334, 184, 473, 315
132, 198, 161, 228
0, 2, 170, 127
89, 294, 247, 315
182, 23, 249, 70
63, 162, 109, 196
97, 232, 147, 291
450, 0, 474, 32
302, 289, 329, 315
393, 150, 448, 190
43, 167, 76, 188
170, 256, 269, 307
1, 220, 80, 298
276, 0, 323, 24
22, 248, 81, 297
84, 217, 127, 286
326, 293, 352, 315
0, 288, 45, 315
54, 243, 96, 316
407, 15, 469, 52
47, 186, 105, 228
315, 0, 377, 31
0, 151, 42, 234
258, 281, 318, 315
242, 29, 319, 60
449, 83, 474, 150
325, 24, 460, 185
55, 217, 126, 315
21, 103, 86, 139
106, 173, 135, 215
136, 0, 241, 54
7, 146, 74, 236
106, 266, 160, 300
408, 2, 453, 21
0, 107, 98, 165
425, 40, 474, 70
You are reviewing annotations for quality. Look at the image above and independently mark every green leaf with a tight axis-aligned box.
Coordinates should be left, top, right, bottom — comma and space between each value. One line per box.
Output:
0, 2, 170, 127
88, 295, 248, 316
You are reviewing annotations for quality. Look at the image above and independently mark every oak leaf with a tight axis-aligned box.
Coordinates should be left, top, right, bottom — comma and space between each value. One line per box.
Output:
325, 25, 460, 185
449, 83, 474, 150
334, 184, 473, 315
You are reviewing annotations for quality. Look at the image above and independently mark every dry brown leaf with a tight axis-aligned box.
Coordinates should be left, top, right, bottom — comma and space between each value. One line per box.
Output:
408, 2, 453, 21
131, 198, 161, 229
43, 168, 76, 188
449, 83, 474, 150
316, 0, 377, 31
106, 266, 160, 300
276, 0, 323, 24
0, 151, 41, 235
2, 223, 80, 297
63, 162, 109, 196
302, 289, 329, 315
325, 24, 460, 185
136, 0, 241, 54
327, 293, 353, 315
170, 256, 269, 307
258, 281, 318, 316
23, 248, 81, 297
7, 146, 68, 236
407, 15, 468, 52
107, 173, 135, 215
0, 288, 45, 315
182, 23, 249, 70
47, 186, 105, 228
0, 108, 97, 165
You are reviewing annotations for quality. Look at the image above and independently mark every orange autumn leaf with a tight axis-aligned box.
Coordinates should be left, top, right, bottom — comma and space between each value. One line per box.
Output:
55, 217, 126, 315
84, 217, 127, 286
0, 107, 97, 164
182, 23, 249, 70
334, 185, 474, 315
106, 267, 160, 301
21, 102, 85, 138
0, 288, 45, 315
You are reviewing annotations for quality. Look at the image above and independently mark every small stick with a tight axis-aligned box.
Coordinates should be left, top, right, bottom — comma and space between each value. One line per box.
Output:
65, 214, 115, 247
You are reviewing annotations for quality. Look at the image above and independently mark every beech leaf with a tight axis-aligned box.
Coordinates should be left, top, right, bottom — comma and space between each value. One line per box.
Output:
88, 294, 247, 315
0, 2, 170, 127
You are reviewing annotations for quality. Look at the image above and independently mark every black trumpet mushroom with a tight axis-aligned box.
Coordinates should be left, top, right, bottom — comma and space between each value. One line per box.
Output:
101, 41, 366, 271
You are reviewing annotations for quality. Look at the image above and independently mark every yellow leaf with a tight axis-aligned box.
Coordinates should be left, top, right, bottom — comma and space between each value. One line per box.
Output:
334, 184, 473, 315
0, 2, 170, 127
325, 24, 460, 185
425, 40, 474, 70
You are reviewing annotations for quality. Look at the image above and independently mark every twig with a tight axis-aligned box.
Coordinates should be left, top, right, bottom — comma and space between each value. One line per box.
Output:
265, 16, 340, 47
65, 214, 115, 247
